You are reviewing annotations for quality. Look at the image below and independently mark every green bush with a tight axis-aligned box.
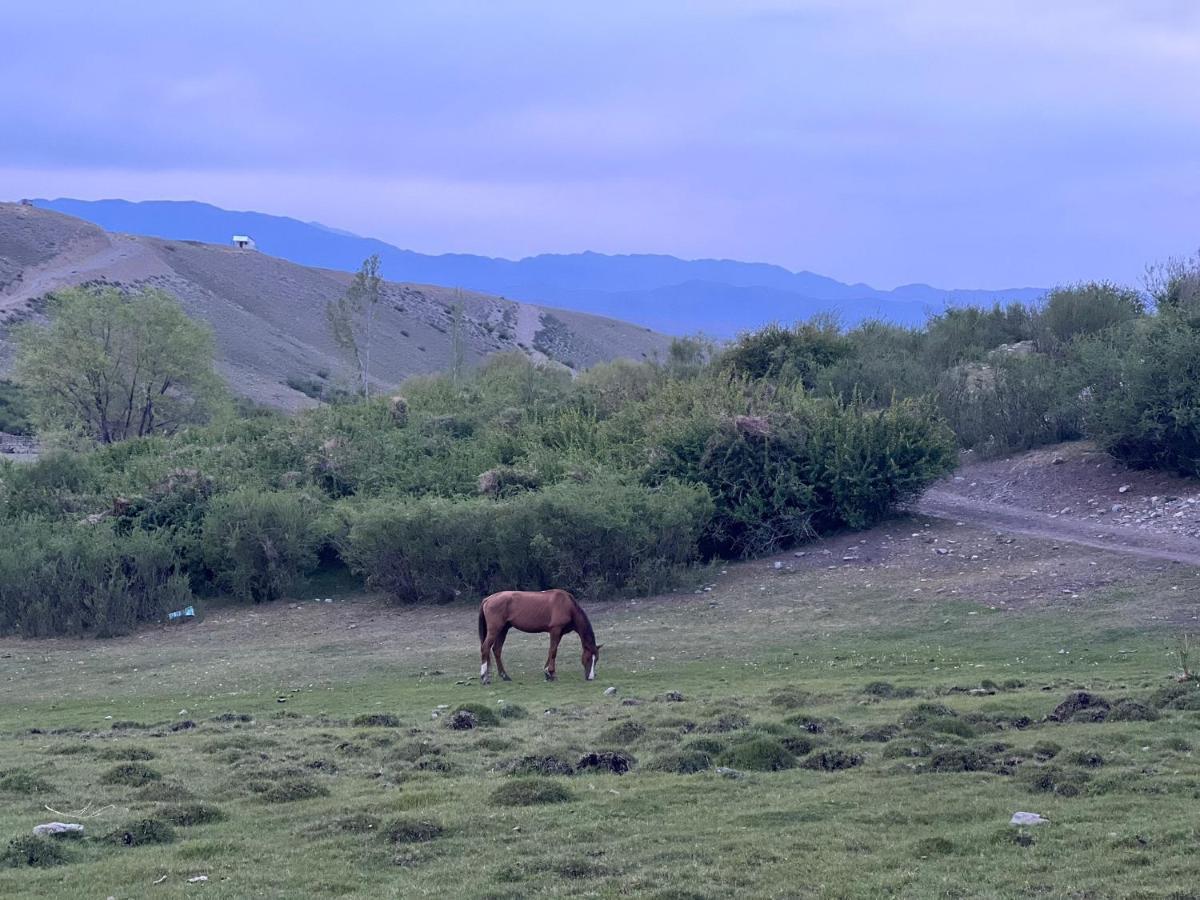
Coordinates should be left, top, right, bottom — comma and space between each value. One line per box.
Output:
649, 391, 955, 556
0, 379, 33, 435
1078, 314, 1200, 475
344, 475, 711, 603
0, 520, 190, 637
201, 489, 323, 602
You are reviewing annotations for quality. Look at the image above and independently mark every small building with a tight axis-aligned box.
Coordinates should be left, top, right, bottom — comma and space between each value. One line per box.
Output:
231, 235, 256, 250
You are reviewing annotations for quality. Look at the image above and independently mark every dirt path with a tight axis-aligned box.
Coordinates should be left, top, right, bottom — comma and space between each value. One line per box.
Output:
915, 489, 1200, 566
513, 301, 549, 362
0, 233, 167, 318
915, 442, 1200, 567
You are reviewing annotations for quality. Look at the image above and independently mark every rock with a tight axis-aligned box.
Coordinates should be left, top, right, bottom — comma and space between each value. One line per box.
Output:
773, 561, 783, 570
715, 766, 743, 779
1010, 812, 1050, 826
663, 691, 685, 702
620, 698, 643, 706
1118, 484, 1131, 494
1052, 457, 1066, 465
32, 822, 83, 837
603, 686, 618, 696
935, 547, 949, 555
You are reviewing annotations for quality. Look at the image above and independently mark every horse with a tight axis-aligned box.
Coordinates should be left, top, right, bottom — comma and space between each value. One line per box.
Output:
477, 589, 601, 685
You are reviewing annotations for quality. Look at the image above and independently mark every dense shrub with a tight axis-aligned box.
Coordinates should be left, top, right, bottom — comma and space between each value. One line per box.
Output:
344, 475, 712, 602
0, 520, 190, 637
201, 489, 323, 602
649, 392, 955, 556
1078, 314, 1200, 476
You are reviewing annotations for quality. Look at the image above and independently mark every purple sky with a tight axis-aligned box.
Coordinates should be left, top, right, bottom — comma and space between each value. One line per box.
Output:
2, 1, 1198, 288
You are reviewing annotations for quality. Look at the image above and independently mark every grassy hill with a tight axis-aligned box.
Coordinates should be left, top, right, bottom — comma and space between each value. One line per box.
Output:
0, 203, 672, 409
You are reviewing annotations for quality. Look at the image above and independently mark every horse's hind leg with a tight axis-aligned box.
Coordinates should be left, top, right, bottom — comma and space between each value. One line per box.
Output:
494, 625, 513, 681
544, 628, 563, 681
480, 632, 495, 685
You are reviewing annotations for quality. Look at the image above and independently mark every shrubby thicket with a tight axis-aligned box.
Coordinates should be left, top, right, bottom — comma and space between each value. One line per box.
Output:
4, 254, 1196, 636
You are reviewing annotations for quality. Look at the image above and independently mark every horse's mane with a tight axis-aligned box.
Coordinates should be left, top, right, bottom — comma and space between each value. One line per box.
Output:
565, 592, 596, 649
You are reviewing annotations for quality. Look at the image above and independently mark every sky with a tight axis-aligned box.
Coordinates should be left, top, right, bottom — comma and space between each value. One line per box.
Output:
1, 0, 1198, 289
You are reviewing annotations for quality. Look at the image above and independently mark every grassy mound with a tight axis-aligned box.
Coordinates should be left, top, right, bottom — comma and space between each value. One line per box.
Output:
490, 778, 575, 807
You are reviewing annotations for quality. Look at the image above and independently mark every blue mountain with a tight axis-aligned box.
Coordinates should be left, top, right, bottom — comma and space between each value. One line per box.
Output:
32, 198, 1045, 336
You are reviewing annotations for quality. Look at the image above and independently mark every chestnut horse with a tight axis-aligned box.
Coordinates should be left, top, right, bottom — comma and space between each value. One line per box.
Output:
478, 589, 600, 684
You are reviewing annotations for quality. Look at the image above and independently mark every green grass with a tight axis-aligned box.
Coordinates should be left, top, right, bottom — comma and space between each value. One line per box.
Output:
0, 518, 1198, 897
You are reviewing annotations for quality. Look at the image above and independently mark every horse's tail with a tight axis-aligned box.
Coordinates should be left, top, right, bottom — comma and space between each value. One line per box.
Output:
478, 606, 487, 642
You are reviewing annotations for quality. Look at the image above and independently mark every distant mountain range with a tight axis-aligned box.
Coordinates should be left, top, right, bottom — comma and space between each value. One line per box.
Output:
32, 198, 1046, 336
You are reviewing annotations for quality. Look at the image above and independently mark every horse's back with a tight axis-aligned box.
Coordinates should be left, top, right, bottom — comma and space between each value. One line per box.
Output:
480, 589, 574, 632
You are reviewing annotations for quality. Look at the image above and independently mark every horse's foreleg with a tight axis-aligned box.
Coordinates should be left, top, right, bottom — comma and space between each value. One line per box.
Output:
544, 628, 563, 681
494, 625, 513, 681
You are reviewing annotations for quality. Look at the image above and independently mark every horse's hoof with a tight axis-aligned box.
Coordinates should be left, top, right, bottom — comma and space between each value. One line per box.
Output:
481, 676, 491, 686
500, 673, 512, 682
544, 671, 556, 682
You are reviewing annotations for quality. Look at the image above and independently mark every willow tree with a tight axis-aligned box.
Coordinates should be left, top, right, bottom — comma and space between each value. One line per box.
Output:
326, 254, 383, 398
14, 286, 225, 443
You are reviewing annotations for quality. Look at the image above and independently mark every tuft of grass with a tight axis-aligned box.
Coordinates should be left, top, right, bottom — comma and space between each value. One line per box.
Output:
1065, 750, 1105, 768
597, 720, 647, 746
1027, 766, 1088, 797
252, 776, 330, 803
1107, 699, 1159, 722
702, 712, 750, 733
576, 751, 635, 774
96, 746, 156, 761
767, 686, 813, 709
684, 737, 726, 755
924, 746, 996, 773
502, 755, 575, 777
1031, 741, 1061, 760
497, 703, 529, 720
0, 771, 55, 794
719, 737, 795, 772
100, 763, 162, 787
384, 818, 444, 844
452, 703, 500, 727
901, 703, 959, 729
801, 749, 864, 772
352, 713, 401, 728
863, 681, 917, 700
158, 803, 227, 827
881, 740, 931, 759
1, 835, 72, 868
106, 817, 176, 847
647, 750, 712, 774
490, 778, 574, 807
133, 781, 194, 802
1149, 680, 1200, 710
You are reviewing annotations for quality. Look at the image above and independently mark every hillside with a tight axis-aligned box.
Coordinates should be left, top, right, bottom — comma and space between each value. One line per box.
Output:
32, 199, 1047, 335
0, 203, 672, 409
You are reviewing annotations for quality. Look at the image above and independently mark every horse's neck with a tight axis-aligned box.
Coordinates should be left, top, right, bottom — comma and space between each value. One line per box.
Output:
573, 607, 595, 649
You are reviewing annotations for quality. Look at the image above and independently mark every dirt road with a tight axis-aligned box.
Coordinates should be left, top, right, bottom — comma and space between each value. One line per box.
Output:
915, 442, 1200, 567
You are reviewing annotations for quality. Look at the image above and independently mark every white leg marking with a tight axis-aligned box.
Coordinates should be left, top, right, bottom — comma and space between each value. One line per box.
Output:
588, 659, 596, 680
480, 662, 488, 678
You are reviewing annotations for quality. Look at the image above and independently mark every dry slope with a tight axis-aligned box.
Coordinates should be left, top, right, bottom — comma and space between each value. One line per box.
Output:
0, 203, 673, 409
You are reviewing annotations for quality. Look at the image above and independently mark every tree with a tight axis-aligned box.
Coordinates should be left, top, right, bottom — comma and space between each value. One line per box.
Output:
13, 286, 225, 443
451, 290, 467, 383
326, 255, 383, 398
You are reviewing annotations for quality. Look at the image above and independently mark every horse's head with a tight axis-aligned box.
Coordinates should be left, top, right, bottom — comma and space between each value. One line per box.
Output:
583, 644, 602, 681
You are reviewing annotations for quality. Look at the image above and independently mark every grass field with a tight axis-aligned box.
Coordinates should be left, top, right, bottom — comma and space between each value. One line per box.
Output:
1, 515, 1198, 898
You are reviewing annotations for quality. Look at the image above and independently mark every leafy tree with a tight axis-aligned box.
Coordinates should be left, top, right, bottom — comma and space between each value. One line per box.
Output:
720, 317, 850, 385
326, 255, 383, 398
1036, 282, 1144, 350
13, 286, 224, 443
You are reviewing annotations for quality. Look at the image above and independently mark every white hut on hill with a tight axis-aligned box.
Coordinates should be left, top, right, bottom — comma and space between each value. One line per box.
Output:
231, 235, 256, 250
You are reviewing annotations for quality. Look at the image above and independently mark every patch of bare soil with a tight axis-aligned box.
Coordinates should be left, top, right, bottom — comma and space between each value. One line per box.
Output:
915, 442, 1200, 567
